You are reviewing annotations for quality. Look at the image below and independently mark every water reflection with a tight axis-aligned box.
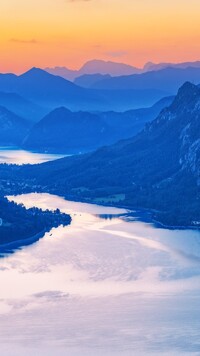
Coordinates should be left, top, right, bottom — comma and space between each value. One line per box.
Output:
97, 213, 128, 220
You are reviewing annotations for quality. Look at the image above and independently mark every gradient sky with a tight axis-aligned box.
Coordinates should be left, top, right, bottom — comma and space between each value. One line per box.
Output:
1, 0, 200, 73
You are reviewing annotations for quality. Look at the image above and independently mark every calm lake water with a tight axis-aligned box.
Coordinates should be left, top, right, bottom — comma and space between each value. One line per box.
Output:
0, 147, 67, 164
1, 192, 200, 356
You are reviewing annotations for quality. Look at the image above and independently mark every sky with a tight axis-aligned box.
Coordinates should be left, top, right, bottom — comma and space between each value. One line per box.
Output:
1, 0, 200, 73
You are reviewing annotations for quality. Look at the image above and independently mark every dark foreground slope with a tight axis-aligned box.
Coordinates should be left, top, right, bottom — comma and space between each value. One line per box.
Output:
0, 82, 199, 227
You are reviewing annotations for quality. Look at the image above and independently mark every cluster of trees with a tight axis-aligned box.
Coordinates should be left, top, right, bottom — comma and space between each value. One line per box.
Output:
0, 197, 71, 245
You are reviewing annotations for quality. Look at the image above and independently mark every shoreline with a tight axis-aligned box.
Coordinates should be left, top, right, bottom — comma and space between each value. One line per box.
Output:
12, 190, 200, 231
1, 191, 199, 257
60, 194, 200, 231
3, 190, 200, 234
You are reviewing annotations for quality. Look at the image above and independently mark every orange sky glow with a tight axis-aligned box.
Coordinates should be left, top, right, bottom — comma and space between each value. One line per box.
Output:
1, 0, 200, 73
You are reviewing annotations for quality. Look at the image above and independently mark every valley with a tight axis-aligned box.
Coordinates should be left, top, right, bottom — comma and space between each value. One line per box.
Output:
1, 82, 198, 228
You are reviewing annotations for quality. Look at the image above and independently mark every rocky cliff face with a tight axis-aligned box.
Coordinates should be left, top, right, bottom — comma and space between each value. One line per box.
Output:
144, 82, 200, 185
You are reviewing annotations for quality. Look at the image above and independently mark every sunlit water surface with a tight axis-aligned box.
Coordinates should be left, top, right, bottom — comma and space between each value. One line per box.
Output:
0, 147, 68, 164
0, 193, 199, 355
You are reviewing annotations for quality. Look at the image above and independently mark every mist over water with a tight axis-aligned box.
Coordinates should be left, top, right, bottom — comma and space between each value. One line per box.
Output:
0, 147, 67, 165
0, 193, 199, 355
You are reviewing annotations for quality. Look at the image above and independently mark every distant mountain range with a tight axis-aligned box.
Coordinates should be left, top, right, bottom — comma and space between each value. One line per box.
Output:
143, 60, 200, 72
88, 67, 200, 91
1, 63, 200, 124
0, 67, 170, 111
45, 59, 141, 81
45, 59, 200, 82
18, 82, 200, 227
80, 60, 141, 76
0, 68, 103, 110
0, 87, 173, 151
23, 96, 173, 153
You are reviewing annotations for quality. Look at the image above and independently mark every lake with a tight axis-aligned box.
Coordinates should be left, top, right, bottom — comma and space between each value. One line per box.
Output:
0, 192, 200, 356
0, 147, 68, 164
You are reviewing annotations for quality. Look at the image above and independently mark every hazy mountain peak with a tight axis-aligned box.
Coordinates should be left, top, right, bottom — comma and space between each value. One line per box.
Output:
143, 61, 155, 70
21, 67, 50, 77
79, 59, 141, 76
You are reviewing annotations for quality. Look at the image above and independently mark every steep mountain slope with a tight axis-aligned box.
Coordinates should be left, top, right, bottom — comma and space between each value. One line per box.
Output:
0, 106, 31, 145
20, 82, 200, 226
23, 96, 174, 153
